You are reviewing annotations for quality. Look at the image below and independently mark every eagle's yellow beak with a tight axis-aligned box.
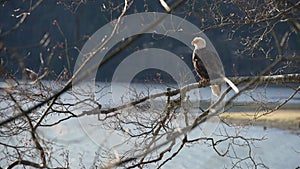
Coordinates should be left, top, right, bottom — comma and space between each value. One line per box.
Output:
191, 40, 196, 45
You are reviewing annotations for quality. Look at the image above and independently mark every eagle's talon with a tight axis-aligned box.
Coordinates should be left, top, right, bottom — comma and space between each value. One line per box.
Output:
199, 78, 209, 85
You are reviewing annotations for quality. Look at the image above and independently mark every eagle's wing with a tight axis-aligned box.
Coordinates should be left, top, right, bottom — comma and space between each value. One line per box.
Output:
196, 48, 224, 80
192, 49, 209, 80
195, 48, 224, 96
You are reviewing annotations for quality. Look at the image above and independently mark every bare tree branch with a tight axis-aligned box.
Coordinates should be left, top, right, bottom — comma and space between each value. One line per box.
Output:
1, 0, 299, 168
79, 73, 300, 117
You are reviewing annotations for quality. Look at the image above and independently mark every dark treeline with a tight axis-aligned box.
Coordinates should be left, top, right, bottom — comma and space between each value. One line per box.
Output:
0, 0, 299, 82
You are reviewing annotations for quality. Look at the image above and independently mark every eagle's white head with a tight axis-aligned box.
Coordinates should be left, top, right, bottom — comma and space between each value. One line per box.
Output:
191, 37, 206, 49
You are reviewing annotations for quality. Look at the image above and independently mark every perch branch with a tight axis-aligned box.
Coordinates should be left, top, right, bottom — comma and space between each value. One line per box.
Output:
79, 73, 300, 117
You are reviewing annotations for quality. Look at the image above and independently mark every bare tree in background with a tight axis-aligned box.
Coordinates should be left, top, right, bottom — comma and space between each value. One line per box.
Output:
0, 0, 299, 168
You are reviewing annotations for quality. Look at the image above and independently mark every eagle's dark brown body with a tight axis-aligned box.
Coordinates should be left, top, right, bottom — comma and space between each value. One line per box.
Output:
192, 48, 210, 82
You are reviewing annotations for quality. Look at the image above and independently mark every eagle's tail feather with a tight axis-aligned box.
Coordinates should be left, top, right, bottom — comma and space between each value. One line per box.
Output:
210, 84, 221, 97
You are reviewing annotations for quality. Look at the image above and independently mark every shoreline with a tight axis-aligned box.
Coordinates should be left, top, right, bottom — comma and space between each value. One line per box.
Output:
220, 109, 300, 131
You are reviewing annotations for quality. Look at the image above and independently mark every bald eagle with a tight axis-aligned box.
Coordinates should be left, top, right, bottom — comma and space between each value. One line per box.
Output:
191, 37, 221, 96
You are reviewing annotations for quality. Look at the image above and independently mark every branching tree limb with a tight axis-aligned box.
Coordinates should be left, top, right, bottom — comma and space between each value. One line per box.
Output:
79, 73, 300, 117
1, 0, 299, 168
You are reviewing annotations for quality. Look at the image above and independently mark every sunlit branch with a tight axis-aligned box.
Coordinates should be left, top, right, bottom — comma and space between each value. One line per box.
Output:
79, 73, 300, 117
0, 0, 189, 127
0, 0, 43, 38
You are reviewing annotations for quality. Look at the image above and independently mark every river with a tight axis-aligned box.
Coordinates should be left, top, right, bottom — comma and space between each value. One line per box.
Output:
1, 82, 299, 168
